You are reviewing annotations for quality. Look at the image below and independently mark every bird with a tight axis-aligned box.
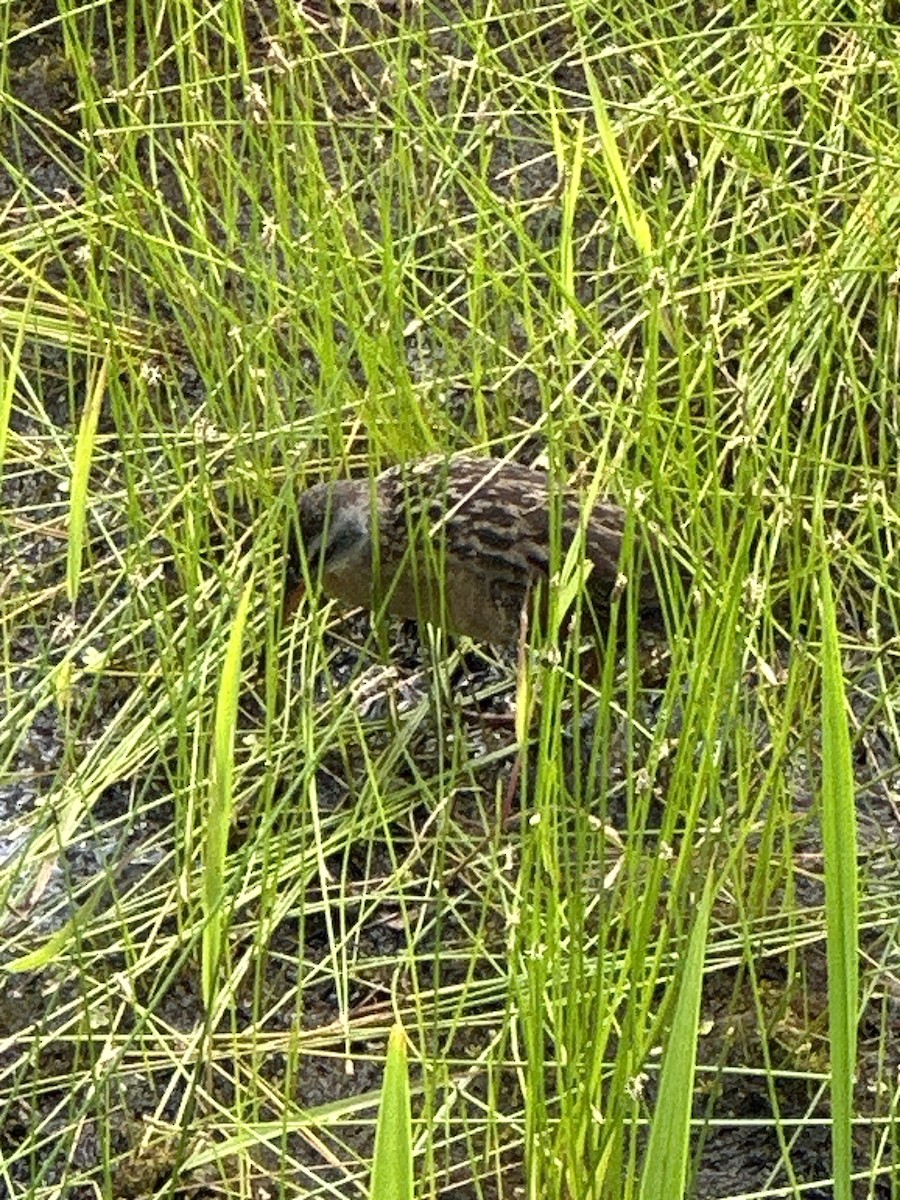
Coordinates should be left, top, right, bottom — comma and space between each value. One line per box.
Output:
287, 454, 661, 645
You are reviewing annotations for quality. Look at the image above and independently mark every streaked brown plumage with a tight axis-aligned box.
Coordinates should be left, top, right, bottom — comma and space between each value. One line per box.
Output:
289, 455, 659, 644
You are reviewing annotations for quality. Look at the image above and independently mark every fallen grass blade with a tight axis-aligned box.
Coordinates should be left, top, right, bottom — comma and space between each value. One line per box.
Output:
202, 574, 254, 1012
819, 558, 859, 1200
67, 350, 109, 603
640, 870, 714, 1200
4, 861, 117, 973
370, 1023, 413, 1200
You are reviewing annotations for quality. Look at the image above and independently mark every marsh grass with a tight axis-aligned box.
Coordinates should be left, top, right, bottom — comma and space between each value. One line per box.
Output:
818, 552, 861, 1200
1, 1, 898, 1197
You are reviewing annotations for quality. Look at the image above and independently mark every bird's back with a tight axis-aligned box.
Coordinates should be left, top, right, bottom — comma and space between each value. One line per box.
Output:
372, 456, 658, 638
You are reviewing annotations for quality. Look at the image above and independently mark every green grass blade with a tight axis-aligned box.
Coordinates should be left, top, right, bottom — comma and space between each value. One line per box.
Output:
580, 48, 653, 264
67, 351, 109, 603
201, 574, 254, 1012
640, 871, 714, 1200
819, 559, 859, 1200
370, 1023, 413, 1200
0, 275, 39, 479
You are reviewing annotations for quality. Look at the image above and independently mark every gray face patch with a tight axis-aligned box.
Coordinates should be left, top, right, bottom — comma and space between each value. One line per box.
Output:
298, 481, 369, 572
